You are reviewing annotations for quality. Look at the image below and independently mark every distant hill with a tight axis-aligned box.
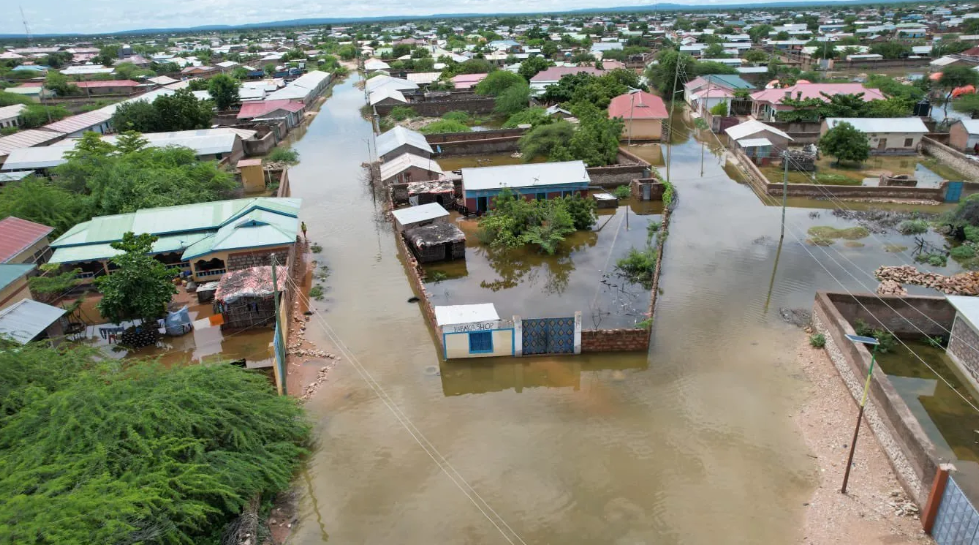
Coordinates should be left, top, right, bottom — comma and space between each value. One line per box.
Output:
0, 0, 932, 39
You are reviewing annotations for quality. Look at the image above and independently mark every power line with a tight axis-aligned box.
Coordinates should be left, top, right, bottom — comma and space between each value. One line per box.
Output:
283, 274, 528, 545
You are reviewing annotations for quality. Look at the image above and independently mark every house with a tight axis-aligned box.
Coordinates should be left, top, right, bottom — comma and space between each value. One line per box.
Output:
684, 74, 755, 115
821, 118, 928, 155
0, 264, 36, 311
0, 298, 66, 344
0, 104, 26, 130
376, 126, 433, 162
0, 217, 54, 265
380, 153, 443, 184
181, 66, 220, 79
949, 119, 979, 152
435, 303, 516, 359
40, 109, 115, 138
73, 80, 142, 97
750, 83, 886, 122
725, 120, 793, 150
0, 129, 67, 167
236, 100, 305, 128
461, 161, 591, 213
404, 223, 466, 263
364, 58, 391, 72
608, 91, 669, 141
450, 73, 488, 90
529, 66, 607, 95
391, 202, 450, 231
2, 85, 55, 102
47, 197, 301, 283
59, 65, 115, 79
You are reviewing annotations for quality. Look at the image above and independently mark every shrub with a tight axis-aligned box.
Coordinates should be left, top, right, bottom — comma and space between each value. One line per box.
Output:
310, 243, 323, 253
418, 119, 471, 134
809, 333, 826, 348
897, 219, 929, 235
616, 246, 659, 288
613, 185, 631, 199
502, 107, 552, 128
441, 111, 472, 124
914, 252, 947, 267
709, 101, 728, 116
387, 106, 416, 121
951, 244, 976, 260
476, 189, 595, 253
854, 319, 898, 353
266, 147, 300, 165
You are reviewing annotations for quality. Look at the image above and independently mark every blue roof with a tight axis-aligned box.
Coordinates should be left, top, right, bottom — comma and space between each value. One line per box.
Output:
702, 74, 755, 90
0, 263, 35, 292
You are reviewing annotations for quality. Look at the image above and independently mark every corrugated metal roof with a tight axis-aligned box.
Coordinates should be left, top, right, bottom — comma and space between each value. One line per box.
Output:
42, 109, 113, 135
956, 118, 979, 135
0, 144, 74, 171
0, 217, 53, 263
0, 129, 66, 157
376, 126, 433, 157
290, 70, 330, 90
0, 298, 66, 345
366, 75, 417, 93
737, 137, 773, 148
369, 87, 407, 105
0, 104, 26, 121
379, 153, 442, 181
0, 263, 35, 291
391, 203, 449, 226
725, 120, 792, 142
824, 117, 928, 134
434, 303, 499, 326
462, 161, 590, 191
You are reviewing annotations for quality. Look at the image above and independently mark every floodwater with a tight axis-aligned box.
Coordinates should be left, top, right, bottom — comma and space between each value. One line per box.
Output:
423, 205, 661, 330
758, 154, 967, 188
285, 78, 965, 544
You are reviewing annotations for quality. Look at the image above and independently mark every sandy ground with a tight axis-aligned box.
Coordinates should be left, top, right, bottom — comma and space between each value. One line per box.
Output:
795, 342, 933, 544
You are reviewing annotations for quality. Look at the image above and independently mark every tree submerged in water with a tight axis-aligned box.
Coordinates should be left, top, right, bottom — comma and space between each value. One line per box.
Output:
476, 187, 596, 254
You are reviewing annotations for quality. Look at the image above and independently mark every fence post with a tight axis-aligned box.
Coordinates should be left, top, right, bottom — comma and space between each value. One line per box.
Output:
513, 315, 523, 357
923, 463, 954, 534
574, 311, 582, 355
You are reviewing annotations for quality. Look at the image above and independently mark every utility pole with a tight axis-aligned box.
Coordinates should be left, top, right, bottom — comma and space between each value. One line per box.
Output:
270, 255, 287, 396
665, 56, 684, 185
841, 337, 880, 494
781, 150, 789, 242
628, 90, 636, 146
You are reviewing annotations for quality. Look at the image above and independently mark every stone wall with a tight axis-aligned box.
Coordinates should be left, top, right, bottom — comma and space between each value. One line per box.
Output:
813, 291, 947, 506
375, 97, 496, 118
227, 248, 292, 271
580, 328, 650, 351
922, 137, 979, 182
948, 317, 979, 392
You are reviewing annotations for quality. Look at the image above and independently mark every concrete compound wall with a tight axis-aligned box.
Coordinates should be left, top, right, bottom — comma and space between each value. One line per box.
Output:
243, 130, 277, 156
922, 137, 979, 182
375, 97, 496, 118
586, 148, 652, 188
812, 291, 951, 506
425, 129, 525, 156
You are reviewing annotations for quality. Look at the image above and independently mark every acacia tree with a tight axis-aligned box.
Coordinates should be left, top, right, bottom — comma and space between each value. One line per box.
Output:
819, 121, 870, 166
95, 232, 178, 326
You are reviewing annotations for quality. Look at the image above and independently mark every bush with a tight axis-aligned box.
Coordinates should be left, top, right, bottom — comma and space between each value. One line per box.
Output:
441, 111, 472, 124
418, 119, 471, 134
613, 185, 631, 199
709, 102, 728, 116
476, 188, 595, 253
309, 285, 324, 300
494, 82, 531, 115
853, 319, 898, 353
616, 246, 659, 288
897, 219, 929, 235
266, 147, 300, 165
387, 106, 417, 121
474, 70, 525, 96
519, 120, 575, 160
951, 244, 977, 260
809, 333, 826, 348
503, 107, 552, 129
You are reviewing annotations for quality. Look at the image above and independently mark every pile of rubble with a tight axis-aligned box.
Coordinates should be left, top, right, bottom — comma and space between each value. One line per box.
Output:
300, 365, 333, 402
888, 490, 920, 518
876, 279, 908, 296
875, 265, 979, 295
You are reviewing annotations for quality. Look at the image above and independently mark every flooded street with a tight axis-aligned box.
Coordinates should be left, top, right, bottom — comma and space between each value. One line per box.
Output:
286, 75, 952, 543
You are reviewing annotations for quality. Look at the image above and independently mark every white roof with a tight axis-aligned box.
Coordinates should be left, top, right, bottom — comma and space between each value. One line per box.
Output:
366, 75, 418, 93
265, 86, 312, 101
737, 137, 773, 147
435, 303, 500, 326
948, 295, 979, 330
1, 144, 74, 170
369, 87, 407, 105
461, 161, 590, 191
60, 65, 115, 75
376, 126, 433, 157
931, 56, 961, 66
824, 117, 928, 134
391, 203, 449, 225
379, 153, 442, 181
0, 104, 26, 121
290, 70, 330, 90
406, 72, 442, 85
956, 118, 979, 135
725, 120, 792, 142
364, 59, 391, 71
0, 298, 66, 345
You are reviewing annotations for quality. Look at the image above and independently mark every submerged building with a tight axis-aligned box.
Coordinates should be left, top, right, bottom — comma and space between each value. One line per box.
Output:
460, 161, 591, 213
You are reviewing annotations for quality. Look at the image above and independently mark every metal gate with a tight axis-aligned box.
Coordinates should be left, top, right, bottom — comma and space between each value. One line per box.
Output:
522, 317, 575, 355
933, 475, 979, 544
946, 181, 964, 203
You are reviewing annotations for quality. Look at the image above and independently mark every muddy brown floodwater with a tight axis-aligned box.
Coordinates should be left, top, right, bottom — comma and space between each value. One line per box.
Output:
284, 75, 951, 543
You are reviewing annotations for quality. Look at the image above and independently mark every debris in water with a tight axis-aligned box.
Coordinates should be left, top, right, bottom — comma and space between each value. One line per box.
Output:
779, 308, 812, 328
407, 296, 420, 303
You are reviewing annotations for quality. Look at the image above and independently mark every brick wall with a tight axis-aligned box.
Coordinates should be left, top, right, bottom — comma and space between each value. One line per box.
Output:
922, 137, 979, 181
228, 248, 291, 271
393, 230, 443, 355
949, 317, 979, 389
375, 97, 496, 117
581, 328, 650, 352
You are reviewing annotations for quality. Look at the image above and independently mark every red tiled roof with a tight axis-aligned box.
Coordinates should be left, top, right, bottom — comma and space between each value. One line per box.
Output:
236, 99, 304, 119
74, 80, 140, 88
608, 91, 669, 120
751, 83, 885, 104
0, 217, 53, 263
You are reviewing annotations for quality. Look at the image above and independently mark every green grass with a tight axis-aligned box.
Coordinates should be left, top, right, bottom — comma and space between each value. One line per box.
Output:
309, 285, 324, 300
807, 226, 870, 240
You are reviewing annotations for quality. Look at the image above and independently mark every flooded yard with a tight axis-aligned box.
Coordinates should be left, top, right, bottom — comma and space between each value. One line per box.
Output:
758, 154, 967, 188
422, 203, 662, 329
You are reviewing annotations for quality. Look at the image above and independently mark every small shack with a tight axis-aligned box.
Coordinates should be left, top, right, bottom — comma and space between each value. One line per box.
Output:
435, 303, 515, 359
0, 299, 66, 345
213, 265, 287, 329
237, 158, 266, 193
391, 203, 450, 232
404, 223, 466, 263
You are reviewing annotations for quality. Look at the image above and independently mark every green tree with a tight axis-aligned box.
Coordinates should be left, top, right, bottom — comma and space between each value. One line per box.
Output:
709, 101, 728, 116
939, 65, 979, 117
954, 93, 979, 116
18, 104, 69, 128
744, 49, 769, 65
110, 100, 160, 132
474, 70, 524, 96
704, 43, 727, 58
748, 24, 774, 43
519, 120, 575, 160
870, 42, 912, 60
819, 121, 870, 166
337, 44, 357, 60
207, 73, 240, 110
0, 177, 86, 237
27, 263, 80, 301
95, 232, 178, 324
44, 71, 78, 97
645, 49, 693, 96
113, 88, 213, 132
494, 82, 531, 115
502, 107, 553, 128
519, 56, 552, 81
566, 103, 624, 166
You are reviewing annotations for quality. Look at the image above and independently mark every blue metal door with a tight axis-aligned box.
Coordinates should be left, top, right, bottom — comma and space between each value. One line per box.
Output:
946, 181, 964, 203
523, 317, 574, 355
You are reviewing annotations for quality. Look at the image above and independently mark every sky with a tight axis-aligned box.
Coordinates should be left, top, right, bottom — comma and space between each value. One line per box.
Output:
6, 0, 765, 35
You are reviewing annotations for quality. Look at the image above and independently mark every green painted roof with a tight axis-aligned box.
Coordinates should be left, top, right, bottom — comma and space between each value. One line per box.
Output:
705, 74, 755, 90
0, 263, 35, 291
49, 197, 301, 264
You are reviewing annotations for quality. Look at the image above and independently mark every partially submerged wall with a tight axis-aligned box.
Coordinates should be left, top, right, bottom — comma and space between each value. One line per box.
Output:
812, 291, 951, 506
425, 128, 524, 156
375, 97, 496, 118
586, 148, 652, 188
922, 137, 979, 182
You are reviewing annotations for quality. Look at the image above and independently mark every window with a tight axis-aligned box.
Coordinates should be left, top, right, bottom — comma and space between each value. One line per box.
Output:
904, 138, 913, 147
469, 331, 493, 354
536, 193, 545, 201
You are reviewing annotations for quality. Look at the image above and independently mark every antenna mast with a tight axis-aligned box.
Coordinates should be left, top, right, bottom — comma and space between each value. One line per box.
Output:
20, 7, 33, 49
